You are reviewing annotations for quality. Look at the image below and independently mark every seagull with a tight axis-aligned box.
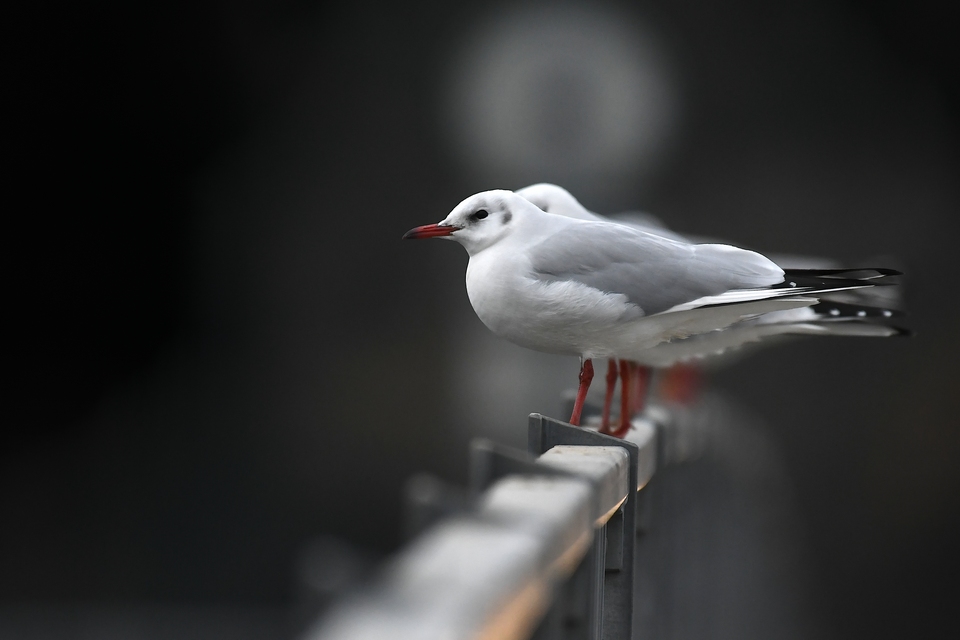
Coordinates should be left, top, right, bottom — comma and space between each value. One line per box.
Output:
515, 183, 686, 432
403, 189, 901, 432
515, 183, 906, 435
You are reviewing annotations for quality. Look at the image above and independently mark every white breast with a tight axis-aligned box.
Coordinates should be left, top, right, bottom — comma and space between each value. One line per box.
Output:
464, 249, 653, 357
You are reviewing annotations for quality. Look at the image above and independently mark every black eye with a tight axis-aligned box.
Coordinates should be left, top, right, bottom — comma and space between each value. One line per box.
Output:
471, 209, 489, 221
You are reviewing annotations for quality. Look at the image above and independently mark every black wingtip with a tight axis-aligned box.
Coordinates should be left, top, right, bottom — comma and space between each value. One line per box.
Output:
783, 267, 904, 279
892, 326, 915, 337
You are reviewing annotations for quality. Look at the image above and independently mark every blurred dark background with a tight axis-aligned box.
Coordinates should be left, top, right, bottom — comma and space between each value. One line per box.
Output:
5, 0, 959, 638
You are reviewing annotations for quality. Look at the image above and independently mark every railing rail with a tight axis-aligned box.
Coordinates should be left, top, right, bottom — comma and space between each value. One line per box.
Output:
302, 414, 658, 640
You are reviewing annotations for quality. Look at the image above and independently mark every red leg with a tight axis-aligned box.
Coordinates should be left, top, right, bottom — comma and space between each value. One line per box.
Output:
599, 359, 618, 434
569, 359, 594, 426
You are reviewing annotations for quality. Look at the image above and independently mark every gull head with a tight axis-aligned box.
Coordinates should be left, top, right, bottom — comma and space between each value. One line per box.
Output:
515, 183, 600, 221
403, 189, 540, 255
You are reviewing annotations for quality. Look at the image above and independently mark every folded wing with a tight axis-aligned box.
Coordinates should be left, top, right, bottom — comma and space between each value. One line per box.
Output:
528, 223, 786, 316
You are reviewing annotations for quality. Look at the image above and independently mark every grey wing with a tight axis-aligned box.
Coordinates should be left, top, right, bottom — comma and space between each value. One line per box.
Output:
528, 224, 785, 316
605, 211, 684, 238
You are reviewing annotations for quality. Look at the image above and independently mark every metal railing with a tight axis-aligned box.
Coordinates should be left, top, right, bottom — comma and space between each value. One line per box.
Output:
301, 413, 659, 640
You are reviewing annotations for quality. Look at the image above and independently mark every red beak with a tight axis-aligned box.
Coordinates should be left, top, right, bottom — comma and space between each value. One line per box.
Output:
402, 223, 458, 240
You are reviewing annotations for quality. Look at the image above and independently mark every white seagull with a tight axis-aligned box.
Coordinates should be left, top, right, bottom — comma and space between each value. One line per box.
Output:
404, 189, 901, 431
514, 183, 906, 435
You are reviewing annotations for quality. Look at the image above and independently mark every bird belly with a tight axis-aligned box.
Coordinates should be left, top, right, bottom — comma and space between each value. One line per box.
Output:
465, 272, 655, 357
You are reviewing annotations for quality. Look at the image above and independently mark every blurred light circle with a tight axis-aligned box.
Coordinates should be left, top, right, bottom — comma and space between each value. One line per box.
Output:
442, 3, 681, 193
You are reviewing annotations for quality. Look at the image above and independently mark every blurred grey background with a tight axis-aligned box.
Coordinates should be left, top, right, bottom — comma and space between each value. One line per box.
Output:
5, 0, 959, 638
